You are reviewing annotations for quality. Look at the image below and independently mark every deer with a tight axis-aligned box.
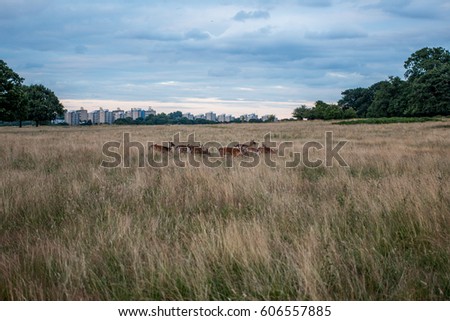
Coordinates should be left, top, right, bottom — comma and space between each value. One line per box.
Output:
150, 142, 174, 153
258, 143, 277, 155
172, 143, 191, 153
189, 144, 210, 155
243, 146, 260, 156
232, 139, 258, 150
218, 147, 243, 157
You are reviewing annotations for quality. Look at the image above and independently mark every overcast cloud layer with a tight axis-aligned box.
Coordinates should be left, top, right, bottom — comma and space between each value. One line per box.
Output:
1, 0, 449, 118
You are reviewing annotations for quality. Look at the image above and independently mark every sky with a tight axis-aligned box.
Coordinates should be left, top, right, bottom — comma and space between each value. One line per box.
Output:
1, 0, 449, 118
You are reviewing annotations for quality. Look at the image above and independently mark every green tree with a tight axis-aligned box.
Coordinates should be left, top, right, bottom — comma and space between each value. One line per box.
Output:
25, 84, 65, 127
168, 111, 182, 120
154, 113, 169, 125
294, 101, 353, 120
178, 117, 193, 125
115, 117, 133, 125
406, 64, 450, 116
145, 114, 155, 124
403, 47, 450, 116
404, 47, 450, 81
338, 87, 373, 117
313, 100, 328, 119
11, 86, 29, 127
133, 117, 144, 124
0, 59, 27, 125
293, 104, 312, 119
367, 77, 410, 117
343, 107, 357, 119
314, 101, 346, 120
337, 47, 450, 119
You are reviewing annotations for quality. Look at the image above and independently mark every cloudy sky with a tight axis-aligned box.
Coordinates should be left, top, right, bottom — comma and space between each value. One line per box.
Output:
1, 0, 449, 118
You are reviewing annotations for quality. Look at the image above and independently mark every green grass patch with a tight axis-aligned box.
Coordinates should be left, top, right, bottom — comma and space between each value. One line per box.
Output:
334, 117, 442, 125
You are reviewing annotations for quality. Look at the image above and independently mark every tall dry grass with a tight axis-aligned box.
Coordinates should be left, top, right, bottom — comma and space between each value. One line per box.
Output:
0, 121, 449, 300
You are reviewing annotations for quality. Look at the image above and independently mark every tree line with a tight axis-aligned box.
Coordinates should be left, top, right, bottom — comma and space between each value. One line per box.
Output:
0, 60, 65, 127
112, 111, 218, 126
293, 47, 450, 120
111, 112, 276, 126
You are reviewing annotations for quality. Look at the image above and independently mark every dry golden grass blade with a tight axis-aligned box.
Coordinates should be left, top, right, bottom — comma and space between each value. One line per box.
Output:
0, 120, 449, 300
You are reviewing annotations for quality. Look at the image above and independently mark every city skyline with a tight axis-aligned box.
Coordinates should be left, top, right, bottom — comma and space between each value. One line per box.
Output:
64, 106, 273, 125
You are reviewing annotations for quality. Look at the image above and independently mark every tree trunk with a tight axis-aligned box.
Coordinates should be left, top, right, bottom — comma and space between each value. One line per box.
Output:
35, 121, 39, 127
19, 120, 22, 128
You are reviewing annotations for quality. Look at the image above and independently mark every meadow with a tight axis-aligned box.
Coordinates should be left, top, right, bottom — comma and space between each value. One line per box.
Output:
0, 120, 449, 300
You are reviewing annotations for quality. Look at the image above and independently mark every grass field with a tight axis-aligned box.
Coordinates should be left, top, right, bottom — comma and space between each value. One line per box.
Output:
333, 116, 446, 125
0, 120, 449, 300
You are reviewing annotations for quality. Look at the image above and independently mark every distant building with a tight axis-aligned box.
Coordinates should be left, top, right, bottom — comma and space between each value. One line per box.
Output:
106, 111, 113, 124
89, 110, 100, 124
99, 109, 106, 124
144, 107, 156, 118
261, 114, 279, 122
98, 109, 113, 124
77, 108, 88, 123
225, 115, 234, 122
64, 108, 90, 125
64, 111, 79, 125
131, 108, 142, 120
112, 109, 125, 122
182, 112, 194, 120
62, 108, 275, 126
205, 112, 217, 122
239, 114, 259, 122
217, 114, 234, 122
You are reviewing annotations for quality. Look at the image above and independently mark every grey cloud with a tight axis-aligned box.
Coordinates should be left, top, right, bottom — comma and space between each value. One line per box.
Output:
121, 29, 211, 43
368, 0, 448, 19
24, 62, 45, 69
127, 31, 184, 42
305, 29, 368, 40
185, 29, 211, 40
0, 0, 52, 19
233, 10, 270, 21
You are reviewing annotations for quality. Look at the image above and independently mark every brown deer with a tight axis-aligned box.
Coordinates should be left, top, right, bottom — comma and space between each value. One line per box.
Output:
232, 139, 258, 150
218, 147, 243, 157
258, 143, 277, 155
150, 142, 174, 153
243, 147, 260, 156
189, 144, 209, 155
173, 144, 191, 153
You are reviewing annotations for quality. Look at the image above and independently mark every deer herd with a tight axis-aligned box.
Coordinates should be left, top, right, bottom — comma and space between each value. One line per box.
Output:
150, 139, 277, 157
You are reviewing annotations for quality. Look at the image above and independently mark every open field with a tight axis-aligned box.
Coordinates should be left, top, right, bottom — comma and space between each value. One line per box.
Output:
334, 116, 447, 125
0, 120, 449, 300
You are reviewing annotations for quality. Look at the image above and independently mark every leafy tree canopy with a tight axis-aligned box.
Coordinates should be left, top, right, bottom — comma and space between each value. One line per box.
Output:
404, 47, 450, 81
1, 60, 65, 127
406, 64, 450, 116
333, 47, 450, 119
0, 59, 24, 121
338, 87, 373, 118
25, 84, 65, 126
293, 101, 356, 120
